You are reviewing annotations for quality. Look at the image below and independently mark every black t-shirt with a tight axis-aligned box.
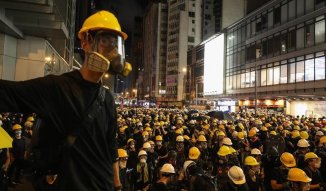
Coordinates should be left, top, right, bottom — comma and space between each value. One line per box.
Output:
0, 70, 118, 191
12, 137, 26, 159
304, 167, 324, 191
151, 182, 169, 191
271, 167, 289, 185
0, 148, 8, 166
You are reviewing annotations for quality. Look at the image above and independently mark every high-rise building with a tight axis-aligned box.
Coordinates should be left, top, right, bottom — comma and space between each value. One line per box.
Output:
165, 0, 202, 104
143, 2, 168, 103
0, 0, 76, 80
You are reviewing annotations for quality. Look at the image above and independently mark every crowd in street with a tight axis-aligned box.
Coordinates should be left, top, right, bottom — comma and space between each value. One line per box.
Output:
1, 108, 326, 191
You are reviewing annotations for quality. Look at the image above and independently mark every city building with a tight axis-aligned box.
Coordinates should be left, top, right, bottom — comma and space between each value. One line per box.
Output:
223, 0, 326, 116
0, 0, 76, 80
165, 0, 202, 106
143, 2, 168, 104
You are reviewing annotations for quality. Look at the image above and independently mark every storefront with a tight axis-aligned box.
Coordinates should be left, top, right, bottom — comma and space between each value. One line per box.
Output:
238, 99, 286, 115
286, 100, 326, 118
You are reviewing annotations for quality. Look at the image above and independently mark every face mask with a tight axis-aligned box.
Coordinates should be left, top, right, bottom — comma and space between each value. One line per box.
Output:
130, 144, 135, 149
314, 160, 321, 168
156, 141, 162, 146
140, 158, 146, 164
15, 130, 22, 137
119, 161, 127, 169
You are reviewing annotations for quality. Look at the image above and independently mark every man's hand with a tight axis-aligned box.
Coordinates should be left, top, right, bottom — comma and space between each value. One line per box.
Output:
46, 174, 58, 185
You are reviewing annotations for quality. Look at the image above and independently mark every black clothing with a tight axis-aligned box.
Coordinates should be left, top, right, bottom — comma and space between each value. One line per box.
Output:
0, 70, 118, 191
11, 137, 26, 159
304, 166, 325, 191
270, 167, 289, 191
245, 173, 262, 191
219, 181, 250, 191
151, 182, 169, 191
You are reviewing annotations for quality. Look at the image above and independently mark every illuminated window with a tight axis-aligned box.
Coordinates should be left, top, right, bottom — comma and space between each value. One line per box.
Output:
315, 18, 325, 44
241, 73, 246, 88
250, 71, 255, 87
261, 69, 267, 86
305, 59, 314, 81
296, 61, 304, 82
267, 67, 273, 85
289, 63, 296, 83
280, 65, 287, 83
274, 66, 280, 84
315, 56, 325, 80
296, 27, 304, 49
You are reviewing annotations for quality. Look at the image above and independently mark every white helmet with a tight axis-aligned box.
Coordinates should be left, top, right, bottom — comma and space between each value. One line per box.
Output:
183, 160, 195, 172
176, 135, 184, 142
228, 166, 246, 185
222, 138, 233, 146
251, 148, 262, 155
143, 142, 151, 149
138, 150, 147, 157
297, 139, 310, 148
252, 127, 259, 132
189, 120, 195, 125
316, 131, 324, 136
160, 163, 176, 174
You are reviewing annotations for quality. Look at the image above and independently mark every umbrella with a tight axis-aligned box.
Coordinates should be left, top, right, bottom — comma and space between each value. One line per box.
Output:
207, 111, 234, 122
0, 127, 13, 149
188, 110, 198, 115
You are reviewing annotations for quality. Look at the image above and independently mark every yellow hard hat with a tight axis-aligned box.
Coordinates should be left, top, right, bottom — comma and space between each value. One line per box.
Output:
300, 131, 309, 139
145, 127, 152, 132
287, 168, 311, 183
261, 126, 268, 131
228, 125, 235, 130
155, 135, 163, 141
27, 116, 35, 122
293, 125, 300, 131
127, 138, 135, 144
218, 124, 225, 130
175, 128, 183, 135
244, 156, 260, 166
293, 120, 300, 125
142, 131, 149, 136
217, 145, 231, 156
78, 10, 128, 40
238, 123, 244, 130
118, 149, 128, 158
198, 135, 207, 142
237, 131, 245, 139
189, 147, 201, 160
320, 136, 326, 144
265, 123, 271, 128
291, 130, 300, 139
229, 147, 237, 154
218, 131, 226, 136
280, 152, 296, 167
248, 129, 256, 137
12, 124, 22, 131
148, 140, 155, 145
270, 131, 277, 136
145, 123, 150, 127
183, 135, 190, 140
304, 152, 320, 161
24, 121, 33, 128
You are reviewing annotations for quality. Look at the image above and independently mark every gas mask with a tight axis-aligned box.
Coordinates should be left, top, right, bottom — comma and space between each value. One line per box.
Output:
84, 31, 132, 77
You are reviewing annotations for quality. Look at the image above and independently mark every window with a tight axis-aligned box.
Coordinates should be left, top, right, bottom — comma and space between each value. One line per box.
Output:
316, 0, 326, 7
306, 23, 315, 47
306, 0, 314, 13
288, 28, 296, 51
274, 66, 280, 84
280, 64, 287, 83
274, 34, 281, 56
245, 72, 251, 88
274, 6, 281, 25
188, 36, 194, 42
281, 32, 287, 53
315, 18, 325, 44
315, 56, 325, 80
281, 4, 287, 24
192, 20, 195, 24
267, 67, 273, 85
261, 69, 267, 86
189, 12, 195, 17
233, 75, 237, 89
305, 58, 314, 81
236, 74, 241, 89
250, 71, 255, 87
288, 0, 295, 20
267, 37, 274, 57
247, 22, 251, 38
268, 10, 273, 28
192, 28, 195, 32
251, 20, 256, 35
241, 73, 246, 88
296, 27, 304, 49
296, 60, 304, 82
289, 63, 296, 83
297, 0, 304, 17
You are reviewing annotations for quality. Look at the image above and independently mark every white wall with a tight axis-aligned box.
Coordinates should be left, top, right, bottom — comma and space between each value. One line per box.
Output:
289, 101, 326, 118
15, 36, 46, 81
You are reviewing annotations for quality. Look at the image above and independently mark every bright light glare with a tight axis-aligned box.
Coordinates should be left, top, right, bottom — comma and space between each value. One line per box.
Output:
204, 34, 224, 95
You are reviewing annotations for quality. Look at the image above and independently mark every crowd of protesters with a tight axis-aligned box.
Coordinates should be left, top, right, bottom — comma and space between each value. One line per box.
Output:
1, 108, 326, 191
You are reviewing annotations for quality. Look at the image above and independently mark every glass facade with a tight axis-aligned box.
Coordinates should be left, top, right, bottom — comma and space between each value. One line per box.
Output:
225, 0, 326, 92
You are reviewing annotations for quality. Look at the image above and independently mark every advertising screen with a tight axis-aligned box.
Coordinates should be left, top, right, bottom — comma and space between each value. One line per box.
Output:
204, 34, 225, 95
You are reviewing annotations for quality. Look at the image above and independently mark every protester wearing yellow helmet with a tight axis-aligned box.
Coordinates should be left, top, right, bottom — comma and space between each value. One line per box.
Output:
287, 168, 311, 191
244, 156, 263, 191
271, 152, 296, 191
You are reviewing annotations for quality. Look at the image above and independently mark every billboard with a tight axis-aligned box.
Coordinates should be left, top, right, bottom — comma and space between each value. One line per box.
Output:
204, 34, 225, 95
